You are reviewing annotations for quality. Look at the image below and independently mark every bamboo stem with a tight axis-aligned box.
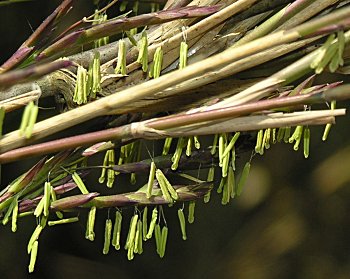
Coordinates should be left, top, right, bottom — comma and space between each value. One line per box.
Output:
37, 5, 219, 60
0, 7, 349, 153
124, 0, 260, 74
0, 0, 73, 72
51, 183, 213, 211
0, 84, 348, 163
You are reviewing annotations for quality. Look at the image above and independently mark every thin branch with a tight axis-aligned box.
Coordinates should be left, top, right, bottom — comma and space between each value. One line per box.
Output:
0, 0, 73, 72
0, 60, 72, 90
0, 85, 348, 163
122, 0, 260, 75
37, 5, 220, 60
0, 89, 41, 112
0, 7, 349, 154
276, 0, 341, 31
52, 183, 213, 211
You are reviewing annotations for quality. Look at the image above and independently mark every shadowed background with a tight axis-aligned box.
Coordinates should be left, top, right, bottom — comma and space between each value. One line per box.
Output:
1, 1, 350, 278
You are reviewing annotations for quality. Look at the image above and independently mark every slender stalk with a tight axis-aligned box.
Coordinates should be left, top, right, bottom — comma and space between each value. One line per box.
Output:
37, 5, 219, 60
208, 29, 350, 109
0, 0, 73, 72
53, 183, 212, 211
145, 38, 318, 107
276, 0, 341, 31
0, 89, 41, 112
0, 85, 348, 163
0, 60, 72, 90
1, 7, 349, 154
124, 0, 260, 74
0, 0, 32, 6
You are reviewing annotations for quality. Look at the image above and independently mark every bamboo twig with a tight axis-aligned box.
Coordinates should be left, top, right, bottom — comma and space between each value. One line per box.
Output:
0, 60, 72, 90
0, 84, 348, 163
37, 5, 220, 60
123, 0, 260, 74
0, 89, 41, 112
0, 7, 349, 154
52, 183, 213, 211
0, 0, 73, 72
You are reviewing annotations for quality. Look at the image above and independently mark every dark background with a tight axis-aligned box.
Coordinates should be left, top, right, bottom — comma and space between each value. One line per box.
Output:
1, 1, 350, 278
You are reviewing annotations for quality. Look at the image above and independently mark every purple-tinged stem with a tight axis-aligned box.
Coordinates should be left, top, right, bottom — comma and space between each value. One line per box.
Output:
0, 60, 72, 90
0, 0, 73, 72
37, 5, 220, 60
0, 157, 46, 204
50, 193, 100, 211
0, 84, 349, 164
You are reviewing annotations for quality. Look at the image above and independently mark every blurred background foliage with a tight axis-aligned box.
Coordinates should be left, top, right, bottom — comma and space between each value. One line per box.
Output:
1, 1, 350, 278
